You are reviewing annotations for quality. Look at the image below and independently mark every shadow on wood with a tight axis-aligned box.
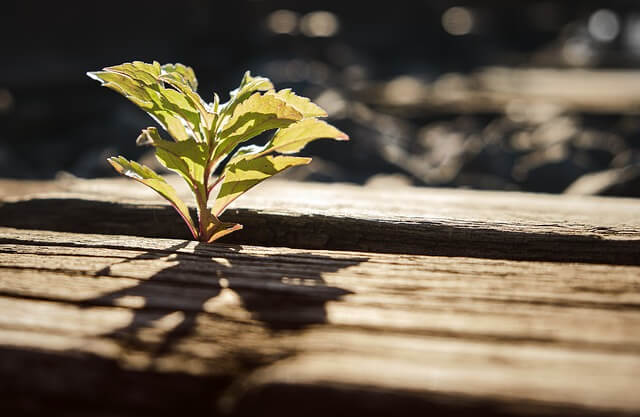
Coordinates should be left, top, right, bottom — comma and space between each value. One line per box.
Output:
0, 238, 363, 415
78, 241, 356, 356
0, 344, 230, 416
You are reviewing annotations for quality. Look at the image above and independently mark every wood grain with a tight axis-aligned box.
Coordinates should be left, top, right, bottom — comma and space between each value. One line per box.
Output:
1, 227, 639, 416
1, 177, 639, 264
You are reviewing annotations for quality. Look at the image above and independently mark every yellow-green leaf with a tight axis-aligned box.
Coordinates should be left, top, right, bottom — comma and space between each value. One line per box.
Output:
233, 71, 273, 102
265, 118, 349, 155
88, 70, 190, 140
162, 63, 198, 91
212, 155, 311, 216
213, 93, 302, 163
107, 156, 198, 239
137, 127, 208, 191
131, 83, 199, 140
106, 61, 159, 85
218, 71, 274, 124
226, 144, 266, 165
152, 110, 191, 141
89, 62, 204, 142
266, 89, 327, 118
87, 71, 153, 109
160, 72, 216, 135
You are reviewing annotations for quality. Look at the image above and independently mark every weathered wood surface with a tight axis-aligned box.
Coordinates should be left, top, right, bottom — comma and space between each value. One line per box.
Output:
1, 177, 639, 264
1, 227, 639, 416
360, 67, 640, 115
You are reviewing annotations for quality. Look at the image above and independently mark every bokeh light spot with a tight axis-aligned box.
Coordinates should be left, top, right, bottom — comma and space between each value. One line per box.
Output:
267, 9, 299, 35
562, 36, 595, 66
384, 76, 425, 105
300, 11, 340, 37
588, 9, 620, 42
442, 7, 474, 36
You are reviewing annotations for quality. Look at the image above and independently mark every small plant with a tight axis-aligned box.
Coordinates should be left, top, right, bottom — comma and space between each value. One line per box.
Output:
88, 61, 348, 242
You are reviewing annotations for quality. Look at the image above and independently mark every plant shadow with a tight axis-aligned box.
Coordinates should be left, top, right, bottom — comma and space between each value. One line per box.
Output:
81, 241, 365, 356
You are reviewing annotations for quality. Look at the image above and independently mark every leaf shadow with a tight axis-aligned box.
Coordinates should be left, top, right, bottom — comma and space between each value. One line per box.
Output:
81, 241, 365, 356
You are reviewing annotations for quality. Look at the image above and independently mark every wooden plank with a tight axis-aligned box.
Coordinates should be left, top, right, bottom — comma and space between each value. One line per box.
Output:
1, 177, 639, 264
360, 67, 640, 115
0, 228, 639, 416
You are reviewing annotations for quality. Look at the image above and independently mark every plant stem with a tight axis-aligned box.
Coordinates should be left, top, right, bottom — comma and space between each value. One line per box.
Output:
194, 184, 210, 242
207, 173, 225, 195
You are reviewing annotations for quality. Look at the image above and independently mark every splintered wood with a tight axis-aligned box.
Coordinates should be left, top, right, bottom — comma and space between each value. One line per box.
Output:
0, 178, 639, 416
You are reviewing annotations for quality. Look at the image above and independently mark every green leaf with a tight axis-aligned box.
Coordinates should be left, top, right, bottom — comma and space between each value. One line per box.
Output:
264, 118, 349, 155
160, 72, 216, 136
87, 71, 153, 109
88, 69, 191, 141
231, 71, 273, 103
137, 127, 209, 192
105, 61, 160, 85
266, 89, 327, 118
212, 93, 220, 113
212, 154, 311, 216
107, 156, 198, 239
224, 119, 348, 165
212, 92, 303, 164
149, 85, 202, 137
152, 109, 191, 142
218, 71, 273, 126
161, 63, 198, 91
88, 62, 203, 142
226, 144, 265, 165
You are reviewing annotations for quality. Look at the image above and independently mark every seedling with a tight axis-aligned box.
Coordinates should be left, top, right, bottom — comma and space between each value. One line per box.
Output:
88, 61, 348, 242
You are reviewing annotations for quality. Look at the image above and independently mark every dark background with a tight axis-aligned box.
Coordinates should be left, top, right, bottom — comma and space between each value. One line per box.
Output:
1, 0, 639, 196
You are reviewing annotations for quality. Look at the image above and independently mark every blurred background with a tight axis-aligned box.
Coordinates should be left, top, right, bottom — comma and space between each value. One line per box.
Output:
2, 0, 640, 197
